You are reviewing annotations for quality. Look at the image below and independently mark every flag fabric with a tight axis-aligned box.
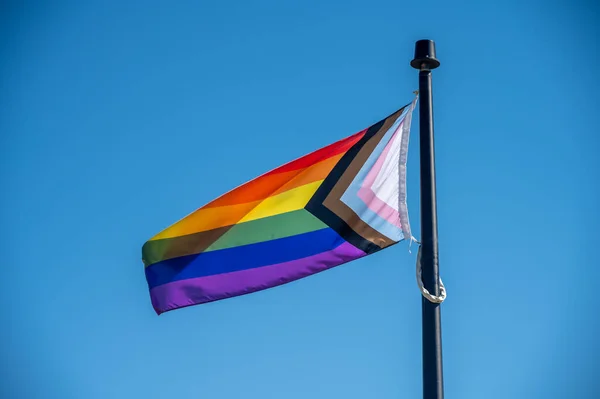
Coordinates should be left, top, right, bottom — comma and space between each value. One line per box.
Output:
143, 97, 417, 315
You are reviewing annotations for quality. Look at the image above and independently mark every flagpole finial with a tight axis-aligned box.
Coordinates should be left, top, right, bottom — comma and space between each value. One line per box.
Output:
410, 39, 440, 70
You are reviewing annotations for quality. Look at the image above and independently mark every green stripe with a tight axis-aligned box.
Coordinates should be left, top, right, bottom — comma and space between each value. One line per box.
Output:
142, 209, 328, 267
204, 209, 327, 252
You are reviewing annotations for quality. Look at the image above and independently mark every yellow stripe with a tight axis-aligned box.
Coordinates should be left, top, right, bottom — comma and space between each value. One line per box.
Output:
150, 180, 323, 240
151, 200, 260, 240
238, 180, 323, 223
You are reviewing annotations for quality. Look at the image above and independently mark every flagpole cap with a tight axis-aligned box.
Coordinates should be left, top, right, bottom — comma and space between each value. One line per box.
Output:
410, 39, 440, 70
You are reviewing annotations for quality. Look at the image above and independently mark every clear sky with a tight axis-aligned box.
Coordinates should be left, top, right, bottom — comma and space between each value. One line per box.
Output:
1, 1, 599, 398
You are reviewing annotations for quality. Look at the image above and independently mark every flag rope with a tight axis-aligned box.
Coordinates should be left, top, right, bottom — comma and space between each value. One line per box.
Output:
415, 243, 446, 303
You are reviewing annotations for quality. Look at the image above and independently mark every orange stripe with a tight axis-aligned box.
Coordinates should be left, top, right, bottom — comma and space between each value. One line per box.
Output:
151, 200, 262, 240
269, 154, 342, 196
149, 153, 345, 240
205, 152, 344, 209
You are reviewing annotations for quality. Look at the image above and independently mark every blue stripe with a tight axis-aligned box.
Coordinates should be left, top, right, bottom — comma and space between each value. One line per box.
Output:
145, 227, 346, 289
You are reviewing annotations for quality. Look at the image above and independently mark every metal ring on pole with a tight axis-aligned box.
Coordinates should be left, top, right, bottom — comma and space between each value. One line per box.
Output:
416, 245, 446, 303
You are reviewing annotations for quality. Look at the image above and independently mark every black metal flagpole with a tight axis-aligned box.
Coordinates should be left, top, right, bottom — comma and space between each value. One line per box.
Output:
410, 40, 444, 399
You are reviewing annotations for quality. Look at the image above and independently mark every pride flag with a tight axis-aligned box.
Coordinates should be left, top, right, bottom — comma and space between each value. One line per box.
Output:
143, 97, 417, 314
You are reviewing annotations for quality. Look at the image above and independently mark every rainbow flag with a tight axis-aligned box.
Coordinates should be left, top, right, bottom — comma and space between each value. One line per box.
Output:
143, 97, 417, 314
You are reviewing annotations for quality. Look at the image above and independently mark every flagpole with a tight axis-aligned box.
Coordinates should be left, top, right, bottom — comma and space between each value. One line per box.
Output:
411, 39, 444, 399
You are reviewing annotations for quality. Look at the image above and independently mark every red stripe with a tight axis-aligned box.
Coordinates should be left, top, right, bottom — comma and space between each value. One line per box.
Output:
263, 129, 367, 176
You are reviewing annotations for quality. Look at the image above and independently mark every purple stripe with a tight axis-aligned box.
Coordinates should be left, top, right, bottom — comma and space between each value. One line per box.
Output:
149, 241, 366, 314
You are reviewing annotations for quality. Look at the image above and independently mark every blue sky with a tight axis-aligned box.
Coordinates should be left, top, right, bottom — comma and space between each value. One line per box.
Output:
1, 1, 599, 398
